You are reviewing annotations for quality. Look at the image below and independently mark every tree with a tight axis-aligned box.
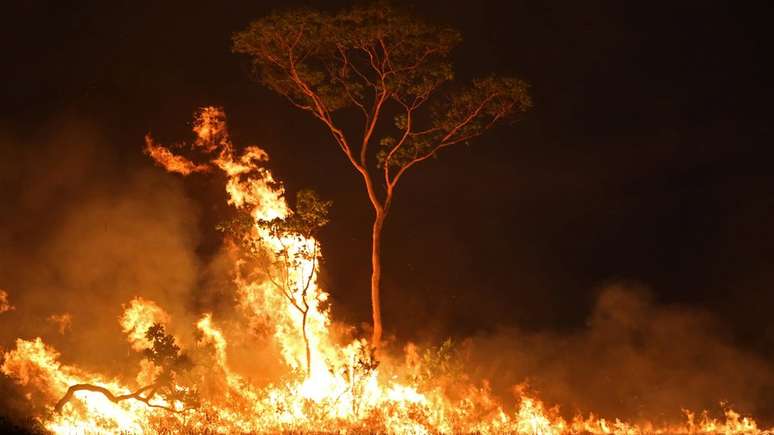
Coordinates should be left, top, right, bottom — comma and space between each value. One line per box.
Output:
233, 2, 532, 348
218, 189, 332, 376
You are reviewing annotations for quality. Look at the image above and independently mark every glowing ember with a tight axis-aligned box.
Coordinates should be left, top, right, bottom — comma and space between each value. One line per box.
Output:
1, 107, 771, 434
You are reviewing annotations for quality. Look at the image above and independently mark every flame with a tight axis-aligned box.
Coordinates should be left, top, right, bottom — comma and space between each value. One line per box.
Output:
47, 313, 72, 335
144, 135, 210, 175
120, 297, 171, 351
0, 288, 14, 314
1, 338, 157, 434
2, 106, 772, 434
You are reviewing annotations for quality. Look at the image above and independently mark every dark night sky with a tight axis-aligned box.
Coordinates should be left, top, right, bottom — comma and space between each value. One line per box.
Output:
2, 1, 773, 356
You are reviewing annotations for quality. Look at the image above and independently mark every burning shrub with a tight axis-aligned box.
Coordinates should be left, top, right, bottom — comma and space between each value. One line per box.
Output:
54, 323, 199, 415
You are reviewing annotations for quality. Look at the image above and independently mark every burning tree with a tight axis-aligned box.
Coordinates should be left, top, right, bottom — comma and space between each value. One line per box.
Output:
233, 2, 532, 348
218, 189, 332, 376
145, 106, 341, 383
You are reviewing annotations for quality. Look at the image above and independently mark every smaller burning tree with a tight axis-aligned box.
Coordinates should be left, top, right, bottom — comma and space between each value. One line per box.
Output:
218, 189, 332, 377
54, 324, 198, 414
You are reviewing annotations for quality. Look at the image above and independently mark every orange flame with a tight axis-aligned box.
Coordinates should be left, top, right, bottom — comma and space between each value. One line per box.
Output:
47, 313, 72, 335
0, 288, 14, 314
120, 297, 171, 351
144, 135, 210, 175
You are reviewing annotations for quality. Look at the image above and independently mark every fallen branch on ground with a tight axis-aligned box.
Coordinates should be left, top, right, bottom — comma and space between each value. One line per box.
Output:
53, 382, 182, 414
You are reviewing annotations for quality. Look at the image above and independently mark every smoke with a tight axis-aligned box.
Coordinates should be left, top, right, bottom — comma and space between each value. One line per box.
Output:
462, 283, 774, 424
0, 116, 307, 429
0, 117, 203, 375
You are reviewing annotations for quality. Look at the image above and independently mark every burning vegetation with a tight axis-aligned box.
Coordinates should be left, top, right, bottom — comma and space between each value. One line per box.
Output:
0, 107, 771, 434
1, 3, 773, 434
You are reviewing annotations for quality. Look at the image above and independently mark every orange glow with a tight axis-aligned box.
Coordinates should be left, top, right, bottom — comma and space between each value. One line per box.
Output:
47, 313, 72, 335
2, 107, 771, 434
144, 135, 209, 175
0, 289, 14, 314
120, 297, 171, 351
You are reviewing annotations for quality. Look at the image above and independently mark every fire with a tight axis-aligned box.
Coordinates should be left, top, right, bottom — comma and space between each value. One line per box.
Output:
46, 313, 72, 335
144, 137, 210, 175
1, 106, 772, 434
120, 297, 172, 351
1, 338, 156, 434
0, 288, 14, 314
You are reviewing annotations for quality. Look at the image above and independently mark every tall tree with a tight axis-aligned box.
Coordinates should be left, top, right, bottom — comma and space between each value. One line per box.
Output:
233, 2, 531, 348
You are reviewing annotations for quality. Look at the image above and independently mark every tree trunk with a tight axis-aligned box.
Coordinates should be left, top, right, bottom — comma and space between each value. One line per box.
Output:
302, 310, 311, 376
370, 212, 385, 348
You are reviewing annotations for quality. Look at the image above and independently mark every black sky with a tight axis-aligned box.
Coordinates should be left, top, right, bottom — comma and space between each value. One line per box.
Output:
2, 1, 773, 356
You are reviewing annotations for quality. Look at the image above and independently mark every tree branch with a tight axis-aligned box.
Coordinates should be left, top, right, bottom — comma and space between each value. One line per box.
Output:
384, 102, 414, 188
387, 93, 502, 188
333, 46, 370, 121
54, 383, 184, 414
361, 89, 388, 166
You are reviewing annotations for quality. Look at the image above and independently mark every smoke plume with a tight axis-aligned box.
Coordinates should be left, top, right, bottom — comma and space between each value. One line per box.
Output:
0, 117, 203, 379
464, 283, 774, 424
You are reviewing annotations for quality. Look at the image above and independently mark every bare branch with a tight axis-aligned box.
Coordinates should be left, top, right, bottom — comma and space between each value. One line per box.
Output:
339, 45, 378, 90
384, 102, 414, 188
360, 44, 384, 79
378, 37, 391, 73
54, 383, 185, 415
361, 90, 388, 166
